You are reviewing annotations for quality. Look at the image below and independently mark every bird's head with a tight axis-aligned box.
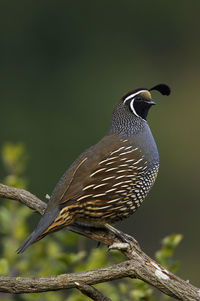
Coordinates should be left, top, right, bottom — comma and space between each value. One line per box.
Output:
120, 84, 170, 121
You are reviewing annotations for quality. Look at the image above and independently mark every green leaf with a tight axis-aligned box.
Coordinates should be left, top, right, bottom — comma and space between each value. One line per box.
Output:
0, 207, 12, 233
155, 233, 183, 273
0, 258, 9, 275
58, 251, 86, 265
2, 142, 28, 176
162, 234, 183, 248
131, 279, 154, 301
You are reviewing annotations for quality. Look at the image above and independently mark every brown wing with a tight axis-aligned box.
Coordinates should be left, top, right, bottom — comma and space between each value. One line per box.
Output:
38, 132, 158, 239
48, 134, 150, 225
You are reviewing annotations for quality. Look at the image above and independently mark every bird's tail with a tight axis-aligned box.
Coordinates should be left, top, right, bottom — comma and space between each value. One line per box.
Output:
16, 207, 70, 254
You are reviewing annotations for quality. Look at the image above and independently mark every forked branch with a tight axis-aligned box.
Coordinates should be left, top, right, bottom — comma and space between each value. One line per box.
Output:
0, 183, 200, 301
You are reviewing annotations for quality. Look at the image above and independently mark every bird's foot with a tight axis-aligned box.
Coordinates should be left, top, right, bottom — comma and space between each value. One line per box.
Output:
105, 224, 140, 252
123, 233, 140, 248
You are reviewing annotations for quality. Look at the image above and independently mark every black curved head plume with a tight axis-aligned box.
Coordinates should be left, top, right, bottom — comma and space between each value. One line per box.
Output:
149, 84, 171, 96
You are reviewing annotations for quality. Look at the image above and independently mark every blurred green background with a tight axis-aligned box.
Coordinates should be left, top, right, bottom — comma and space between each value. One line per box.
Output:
0, 0, 200, 299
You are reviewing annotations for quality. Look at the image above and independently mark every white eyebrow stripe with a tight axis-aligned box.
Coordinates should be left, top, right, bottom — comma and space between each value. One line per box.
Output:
123, 90, 148, 103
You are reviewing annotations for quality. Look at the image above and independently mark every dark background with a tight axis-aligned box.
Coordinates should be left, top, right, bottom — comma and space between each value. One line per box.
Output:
0, 1, 199, 286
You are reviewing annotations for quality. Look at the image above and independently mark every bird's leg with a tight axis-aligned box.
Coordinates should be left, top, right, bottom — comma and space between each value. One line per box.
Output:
104, 223, 140, 252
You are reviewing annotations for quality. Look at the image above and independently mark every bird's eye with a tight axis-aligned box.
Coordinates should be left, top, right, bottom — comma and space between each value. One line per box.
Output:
135, 96, 142, 101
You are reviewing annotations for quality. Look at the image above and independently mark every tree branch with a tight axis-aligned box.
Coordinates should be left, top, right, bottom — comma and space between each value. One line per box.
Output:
0, 183, 46, 215
75, 281, 111, 301
0, 183, 200, 301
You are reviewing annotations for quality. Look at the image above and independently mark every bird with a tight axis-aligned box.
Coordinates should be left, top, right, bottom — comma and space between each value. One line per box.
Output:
17, 83, 170, 253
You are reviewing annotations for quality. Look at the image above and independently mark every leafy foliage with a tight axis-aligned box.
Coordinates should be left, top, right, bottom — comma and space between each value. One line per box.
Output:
0, 143, 182, 300
155, 234, 183, 274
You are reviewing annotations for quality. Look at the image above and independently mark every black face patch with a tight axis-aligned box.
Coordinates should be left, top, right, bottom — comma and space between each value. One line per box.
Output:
124, 93, 154, 121
132, 97, 153, 120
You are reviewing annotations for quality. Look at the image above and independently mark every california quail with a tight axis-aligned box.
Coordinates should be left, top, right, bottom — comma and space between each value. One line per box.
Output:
17, 84, 170, 253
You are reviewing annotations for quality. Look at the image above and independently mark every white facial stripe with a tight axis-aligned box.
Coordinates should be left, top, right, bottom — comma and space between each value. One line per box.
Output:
130, 98, 139, 117
123, 90, 148, 103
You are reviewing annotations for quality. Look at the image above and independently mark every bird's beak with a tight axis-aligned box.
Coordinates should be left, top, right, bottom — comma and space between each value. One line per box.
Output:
148, 99, 156, 105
